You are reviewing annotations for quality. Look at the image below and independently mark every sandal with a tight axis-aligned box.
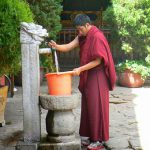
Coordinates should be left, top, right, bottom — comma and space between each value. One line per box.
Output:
87, 141, 105, 150
81, 139, 90, 146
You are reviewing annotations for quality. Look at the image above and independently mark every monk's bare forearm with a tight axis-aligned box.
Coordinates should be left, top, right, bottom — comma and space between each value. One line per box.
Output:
80, 58, 101, 72
55, 36, 79, 52
55, 44, 72, 52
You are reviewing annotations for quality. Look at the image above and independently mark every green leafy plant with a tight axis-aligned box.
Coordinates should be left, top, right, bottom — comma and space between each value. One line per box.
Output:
40, 54, 56, 73
0, 0, 34, 76
116, 60, 150, 80
103, 0, 150, 61
103, 0, 150, 84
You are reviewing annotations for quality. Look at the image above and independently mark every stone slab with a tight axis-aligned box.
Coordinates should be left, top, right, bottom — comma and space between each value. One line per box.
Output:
16, 141, 39, 150
39, 140, 81, 150
106, 137, 129, 149
129, 138, 142, 150
47, 134, 76, 143
1, 146, 16, 150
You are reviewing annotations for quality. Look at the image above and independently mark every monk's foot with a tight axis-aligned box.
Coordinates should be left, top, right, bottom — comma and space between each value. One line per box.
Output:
81, 138, 90, 146
87, 141, 104, 150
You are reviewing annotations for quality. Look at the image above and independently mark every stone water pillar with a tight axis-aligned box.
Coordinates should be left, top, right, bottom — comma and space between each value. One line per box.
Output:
40, 93, 81, 150
20, 22, 48, 142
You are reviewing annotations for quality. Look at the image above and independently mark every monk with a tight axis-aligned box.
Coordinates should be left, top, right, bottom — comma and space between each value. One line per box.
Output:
48, 14, 116, 150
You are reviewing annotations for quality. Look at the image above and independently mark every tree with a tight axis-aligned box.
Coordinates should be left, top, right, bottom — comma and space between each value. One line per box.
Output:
27, 0, 63, 40
27, 0, 63, 72
103, 0, 150, 64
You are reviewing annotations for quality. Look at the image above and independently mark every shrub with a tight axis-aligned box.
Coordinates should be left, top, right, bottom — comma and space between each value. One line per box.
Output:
0, 0, 34, 76
103, 0, 150, 63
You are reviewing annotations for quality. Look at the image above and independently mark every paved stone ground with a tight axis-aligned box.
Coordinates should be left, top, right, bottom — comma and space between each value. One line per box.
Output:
0, 76, 150, 150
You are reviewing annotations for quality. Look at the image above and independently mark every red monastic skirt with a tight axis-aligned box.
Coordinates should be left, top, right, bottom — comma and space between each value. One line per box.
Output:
79, 66, 109, 142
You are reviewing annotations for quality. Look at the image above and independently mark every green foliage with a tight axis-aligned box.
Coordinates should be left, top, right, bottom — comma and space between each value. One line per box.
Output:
27, 0, 63, 72
116, 60, 150, 79
40, 54, 56, 72
103, 0, 150, 61
27, 0, 63, 40
145, 54, 150, 65
104, 0, 150, 79
0, 0, 34, 76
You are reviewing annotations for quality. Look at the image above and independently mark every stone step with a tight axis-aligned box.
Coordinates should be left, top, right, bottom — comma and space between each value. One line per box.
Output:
39, 139, 81, 150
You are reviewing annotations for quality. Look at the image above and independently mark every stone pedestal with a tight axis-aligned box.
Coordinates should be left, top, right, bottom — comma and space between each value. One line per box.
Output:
40, 93, 81, 150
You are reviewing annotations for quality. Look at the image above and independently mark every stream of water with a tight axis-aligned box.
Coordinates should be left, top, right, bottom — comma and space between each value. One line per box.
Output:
54, 50, 59, 73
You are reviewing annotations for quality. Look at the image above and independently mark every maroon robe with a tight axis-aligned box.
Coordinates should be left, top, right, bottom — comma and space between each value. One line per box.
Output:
78, 26, 116, 142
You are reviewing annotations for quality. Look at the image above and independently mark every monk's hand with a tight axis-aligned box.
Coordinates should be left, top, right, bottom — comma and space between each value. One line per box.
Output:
73, 68, 82, 76
48, 40, 57, 49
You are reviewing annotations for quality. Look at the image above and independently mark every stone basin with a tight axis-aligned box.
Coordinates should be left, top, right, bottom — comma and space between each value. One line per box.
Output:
40, 93, 80, 110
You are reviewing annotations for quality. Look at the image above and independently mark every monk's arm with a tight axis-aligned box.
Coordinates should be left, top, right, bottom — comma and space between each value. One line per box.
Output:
48, 36, 79, 52
73, 58, 101, 76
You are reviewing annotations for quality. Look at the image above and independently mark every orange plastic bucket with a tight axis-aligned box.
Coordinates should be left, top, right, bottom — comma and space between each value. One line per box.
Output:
45, 71, 73, 95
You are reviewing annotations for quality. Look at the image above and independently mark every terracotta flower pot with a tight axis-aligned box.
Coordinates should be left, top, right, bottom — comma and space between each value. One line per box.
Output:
0, 76, 5, 86
0, 86, 8, 126
45, 71, 73, 95
118, 69, 145, 88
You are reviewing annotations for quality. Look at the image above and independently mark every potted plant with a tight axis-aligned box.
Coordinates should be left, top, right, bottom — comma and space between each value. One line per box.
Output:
116, 60, 150, 87
0, 76, 5, 87
0, 86, 8, 126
